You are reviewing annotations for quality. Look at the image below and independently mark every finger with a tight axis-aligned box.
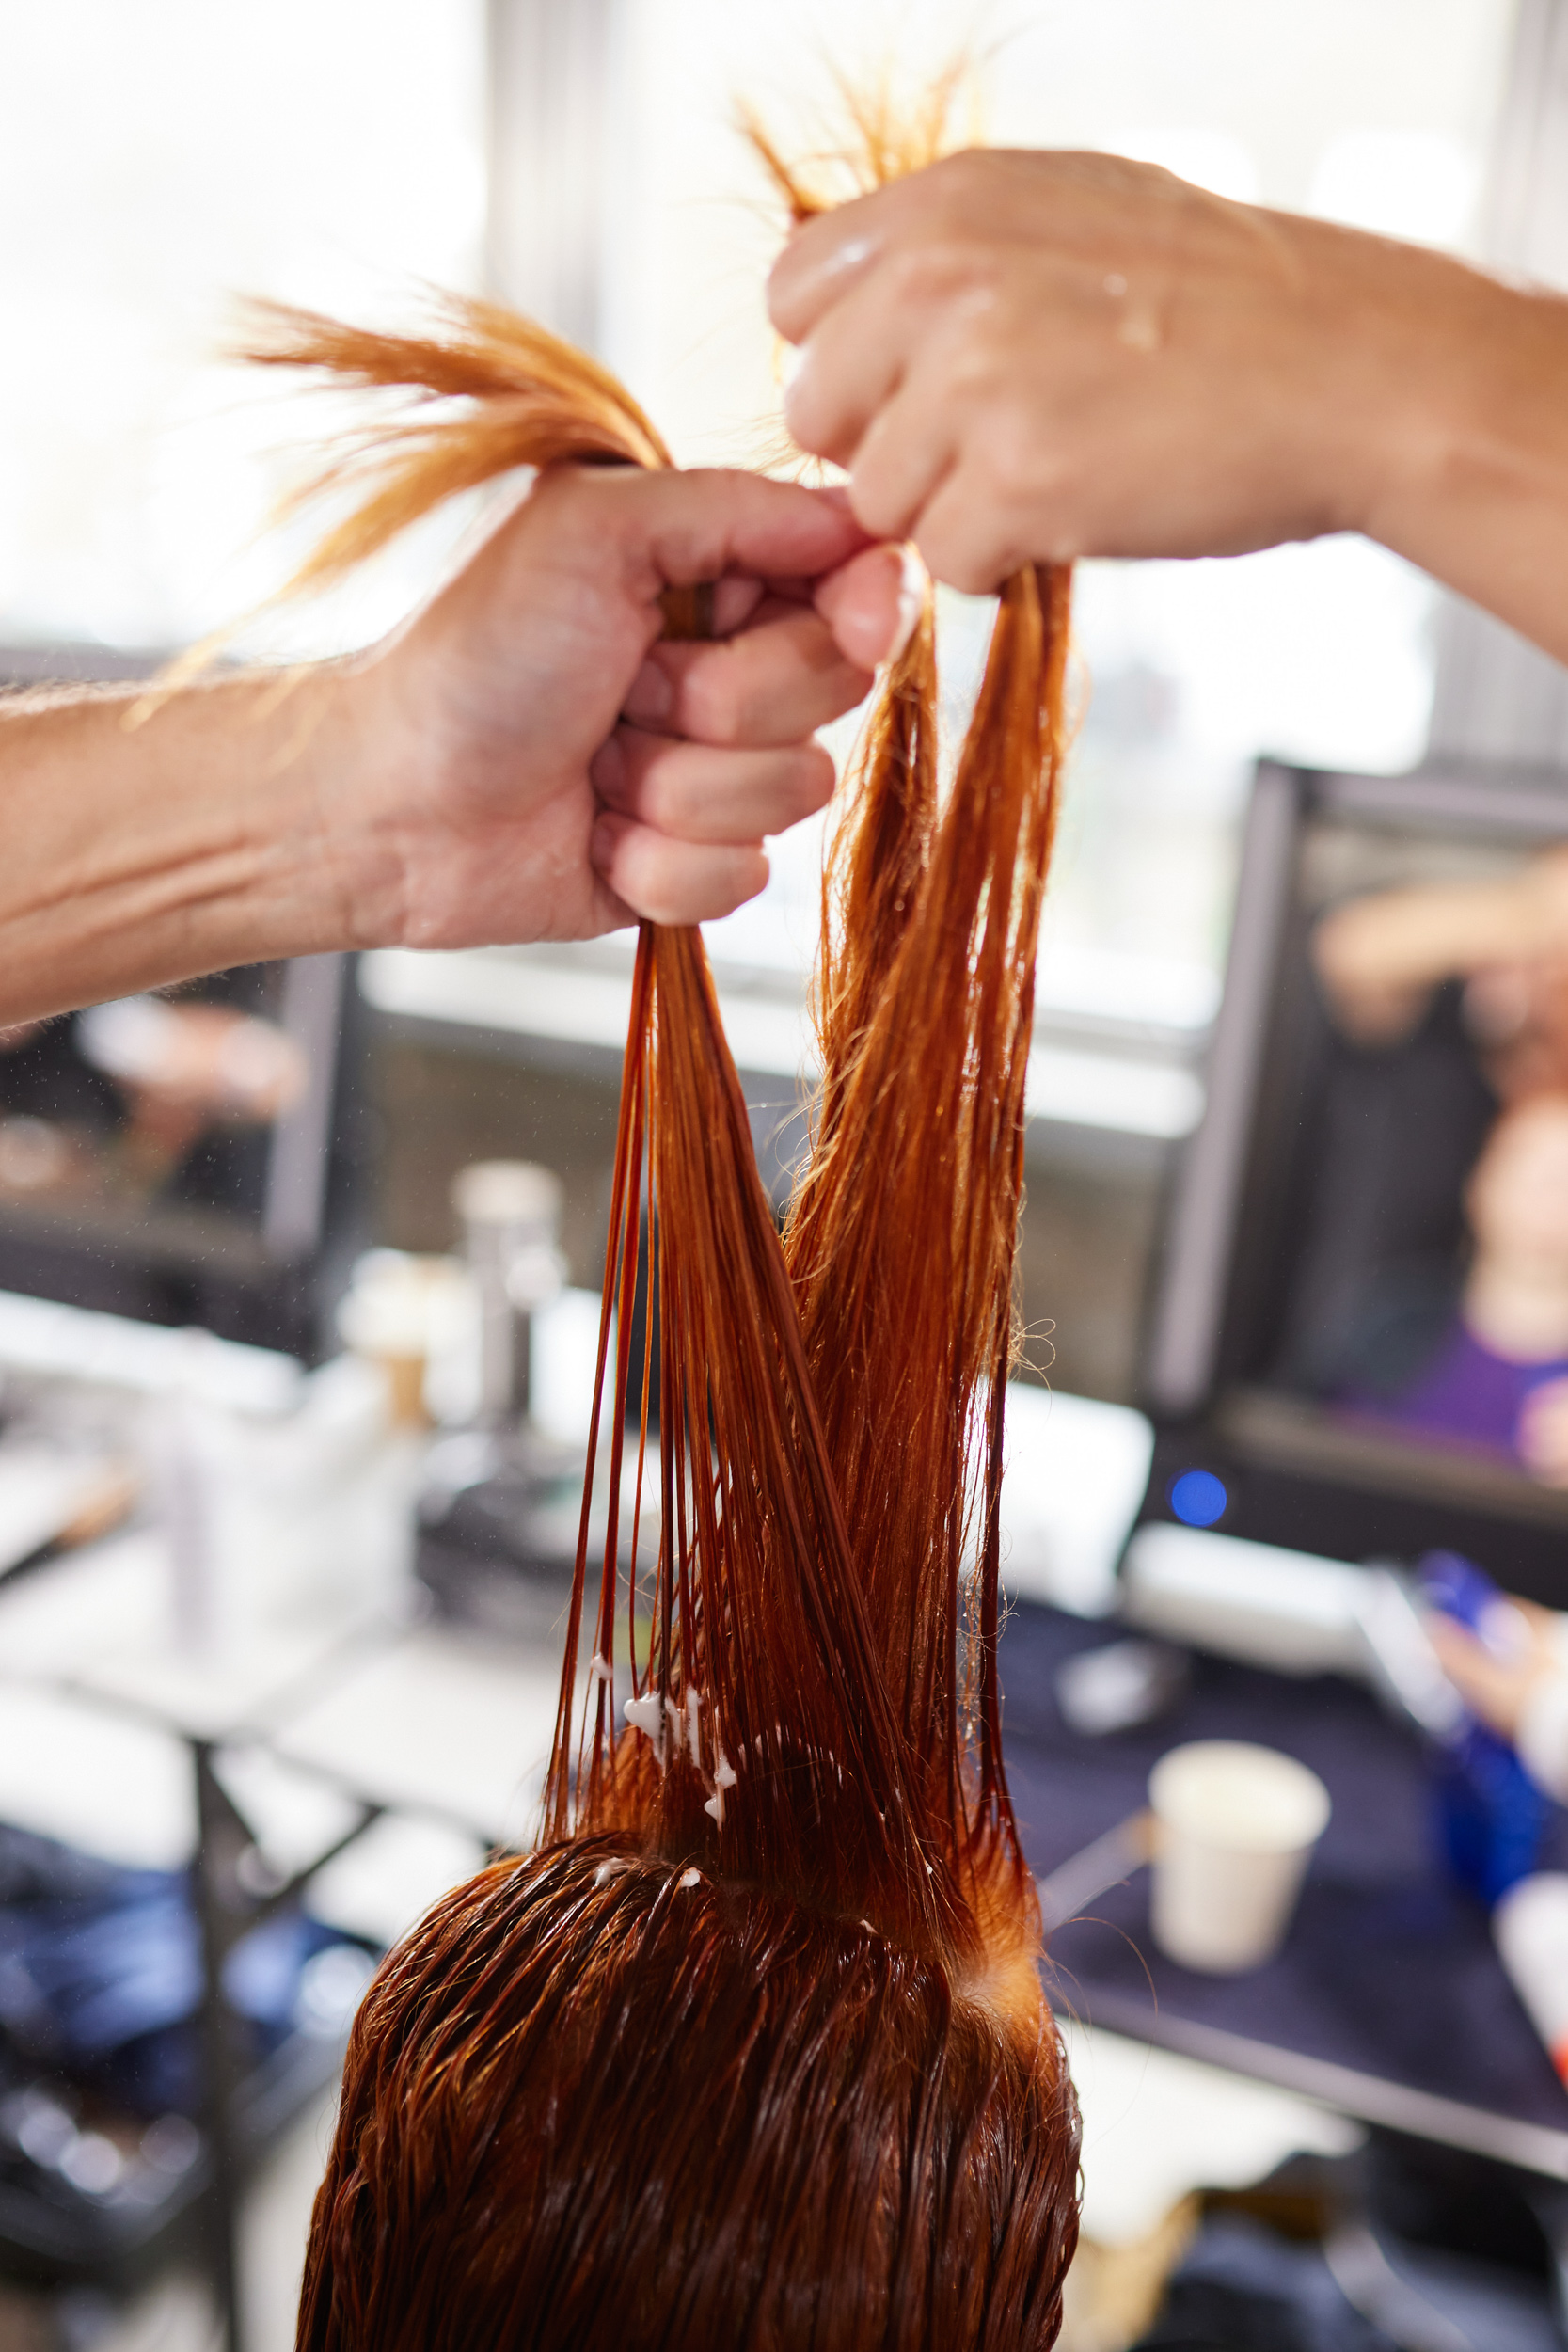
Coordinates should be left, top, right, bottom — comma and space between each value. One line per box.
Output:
842, 372, 963, 551
693, 545, 864, 641
623, 604, 875, 746
710, 574, 767, 634
629, 469, 872, 604
814, 542, 924, 671
782, 257, 922, 461
591, 812, 769, 926
592, 729, 834, 843
768, 151, 1020, 340
768, 180, 926, 342
1427, 1618, 1528, 1733
911, 453, 1039, 595
1427, 1616, 1487, 1672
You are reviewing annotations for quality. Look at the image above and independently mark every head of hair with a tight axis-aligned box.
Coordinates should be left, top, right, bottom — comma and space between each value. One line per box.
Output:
301, 1840, 1076, 2350
275, 105, 1082, 2352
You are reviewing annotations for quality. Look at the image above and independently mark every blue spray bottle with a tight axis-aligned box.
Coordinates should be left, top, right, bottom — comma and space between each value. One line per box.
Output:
1418, 1550, 1550, 1906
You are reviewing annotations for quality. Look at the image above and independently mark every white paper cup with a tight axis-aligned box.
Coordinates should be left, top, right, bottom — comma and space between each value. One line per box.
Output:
1148, 1740, 1331, 1974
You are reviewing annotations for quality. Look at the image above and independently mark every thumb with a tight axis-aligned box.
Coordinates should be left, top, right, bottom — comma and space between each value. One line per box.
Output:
814, 543, 926, 673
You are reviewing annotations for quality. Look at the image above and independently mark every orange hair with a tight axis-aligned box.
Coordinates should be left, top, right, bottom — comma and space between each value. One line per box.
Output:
277, 118, 1080, 2352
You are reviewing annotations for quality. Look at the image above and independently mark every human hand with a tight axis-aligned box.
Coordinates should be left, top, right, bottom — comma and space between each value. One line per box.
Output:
337, 467, 911, 946
768, 150, 1511, 596
1428, 1596, 1565, 1740
1518, 1375, 1568, 1487
77, 998, 307, 1124
1310, 846, 1568, 1054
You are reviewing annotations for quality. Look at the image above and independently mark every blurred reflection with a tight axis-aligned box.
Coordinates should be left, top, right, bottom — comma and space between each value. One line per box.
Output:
0, 978, 307, 1221
1310, 852, 1568, 1483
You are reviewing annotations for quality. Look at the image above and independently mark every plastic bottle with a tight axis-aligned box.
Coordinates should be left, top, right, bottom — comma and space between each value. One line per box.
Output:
1418, 1550, 1548, 1906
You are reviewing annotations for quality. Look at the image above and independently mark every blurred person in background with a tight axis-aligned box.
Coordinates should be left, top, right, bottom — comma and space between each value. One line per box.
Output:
1330, 1089, 1568, 1479
1431, 1590, 1568, 1807
0, 983, 306, 1215
1307, 854, 1568, 1480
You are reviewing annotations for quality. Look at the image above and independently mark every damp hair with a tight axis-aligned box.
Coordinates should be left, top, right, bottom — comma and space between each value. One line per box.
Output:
284, 114, 1081, 2352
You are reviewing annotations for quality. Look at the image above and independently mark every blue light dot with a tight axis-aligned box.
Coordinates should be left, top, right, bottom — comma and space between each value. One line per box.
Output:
1169, 1469, 1227, 1528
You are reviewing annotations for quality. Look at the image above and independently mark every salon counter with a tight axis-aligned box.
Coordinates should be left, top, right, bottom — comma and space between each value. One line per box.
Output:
1004, 1598, 1568, 2179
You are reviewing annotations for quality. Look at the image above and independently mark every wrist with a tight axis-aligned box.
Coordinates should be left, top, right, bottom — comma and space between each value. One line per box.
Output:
304, 654, 425, 954
180, 662, 406, 962
1278, 224, 1486, 546
1350, 254, 1568, 649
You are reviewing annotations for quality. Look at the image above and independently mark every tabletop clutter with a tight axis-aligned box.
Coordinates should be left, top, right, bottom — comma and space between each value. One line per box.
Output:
0, 1152, 1556, 2346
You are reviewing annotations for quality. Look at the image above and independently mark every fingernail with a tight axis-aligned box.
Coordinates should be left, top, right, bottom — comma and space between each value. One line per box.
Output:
623, 660, 673, 725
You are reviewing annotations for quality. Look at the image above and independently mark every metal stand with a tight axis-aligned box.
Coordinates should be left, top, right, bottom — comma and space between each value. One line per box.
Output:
190, 1743, 380, 2352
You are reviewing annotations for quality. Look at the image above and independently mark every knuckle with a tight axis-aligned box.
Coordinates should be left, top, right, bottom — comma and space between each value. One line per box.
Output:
931, 149, 992, 197
889, 239, 964, 305
940, 315, 1010, 402
635, 758, 681, 832
533, 461, 598, 519
979, 403, 1059, 511
847, 460, 915, 545
656, 750, 718, 834
912, 151, 992, 230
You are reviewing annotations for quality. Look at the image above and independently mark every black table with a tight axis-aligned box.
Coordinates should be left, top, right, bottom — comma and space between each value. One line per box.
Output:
1002, 1599, 1568, 2179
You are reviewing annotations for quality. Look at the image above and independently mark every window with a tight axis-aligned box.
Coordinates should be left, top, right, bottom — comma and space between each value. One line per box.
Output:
3, 4, 1524, 1132
0, 1, 484, 655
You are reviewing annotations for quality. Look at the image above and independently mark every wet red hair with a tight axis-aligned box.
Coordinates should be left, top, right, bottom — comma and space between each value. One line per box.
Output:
278, 114, 1082, 2352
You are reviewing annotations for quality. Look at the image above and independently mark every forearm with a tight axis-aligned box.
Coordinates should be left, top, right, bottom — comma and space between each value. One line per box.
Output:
0, 469, 899, 1019
0, 668, 392, 1023
1314, 878, 1532, 1007
1336, 246, 1568, 664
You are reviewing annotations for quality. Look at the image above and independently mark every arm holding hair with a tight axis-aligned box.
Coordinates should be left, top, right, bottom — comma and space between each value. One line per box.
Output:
0, 467, 906, 1025
769, 149, 1568, 658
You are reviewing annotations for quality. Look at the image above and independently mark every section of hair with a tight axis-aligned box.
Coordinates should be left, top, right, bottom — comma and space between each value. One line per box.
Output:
236, 294, 670, 605
263, 156, 1082, 2352
546, 567, 1071, 1994
300, 1842, 1079, 2352
742, 63, 969, 223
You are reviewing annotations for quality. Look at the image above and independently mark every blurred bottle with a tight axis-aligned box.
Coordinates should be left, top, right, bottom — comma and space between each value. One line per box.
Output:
450, 1161, 564, 1427
413, 1162, 598, 1645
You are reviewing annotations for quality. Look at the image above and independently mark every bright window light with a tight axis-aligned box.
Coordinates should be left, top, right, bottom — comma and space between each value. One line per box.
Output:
610, 0, 1513, 1009
0, 1, 485, 656
1308, 128, 1481, 246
